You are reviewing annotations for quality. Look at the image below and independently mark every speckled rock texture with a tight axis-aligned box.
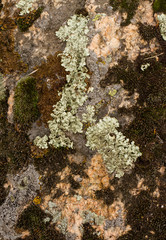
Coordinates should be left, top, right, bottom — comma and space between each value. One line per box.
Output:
0, 0, 166, 240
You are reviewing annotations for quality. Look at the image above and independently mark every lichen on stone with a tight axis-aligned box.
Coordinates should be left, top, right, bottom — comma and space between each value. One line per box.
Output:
16, 0, 37, 16
86, 116, 142, 178
157, 13, 166, 41
34, 14, 90, 149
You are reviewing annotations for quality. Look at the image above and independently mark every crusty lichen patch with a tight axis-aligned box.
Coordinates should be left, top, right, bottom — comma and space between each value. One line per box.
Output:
37, 154, 131, 239
87, 0, 160, 67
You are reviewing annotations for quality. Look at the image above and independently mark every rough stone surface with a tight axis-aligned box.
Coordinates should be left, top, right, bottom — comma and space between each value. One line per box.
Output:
0, 165, 40, 240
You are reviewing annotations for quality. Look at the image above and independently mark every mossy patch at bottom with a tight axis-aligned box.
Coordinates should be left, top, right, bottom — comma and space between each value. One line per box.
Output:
16, 204, 66, 240
0, 94, 31, 205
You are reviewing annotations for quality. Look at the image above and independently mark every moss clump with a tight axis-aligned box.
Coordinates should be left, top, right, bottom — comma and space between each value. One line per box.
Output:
153, 0, 166, 13
109, 0, 139, 26
123, 106, 166, 149
16, 7, 44, 32
14, 76, 40, 126
16, 204, 66, 240
0, 94, 31, 204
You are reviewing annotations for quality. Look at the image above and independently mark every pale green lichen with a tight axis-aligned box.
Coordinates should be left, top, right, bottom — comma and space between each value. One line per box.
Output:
82, 210, 105, 226
58, 218, 68, 235
86, 116, 142, 178
157, 13, 166, 41
16, 0, 37, 15
34, 135, 48, 149
82, 105, 96, 124
34, 14, 141, 178
44, 201, 62, 224
34, 15, 90, 149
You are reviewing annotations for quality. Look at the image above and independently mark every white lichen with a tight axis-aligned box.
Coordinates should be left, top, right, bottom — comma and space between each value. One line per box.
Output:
16, 0, 37, 15
157, 13, 166, 41
141, 63, 150, 71
82, 105, 96, 124
86, 116, 142, 178
34, 15, 90, 149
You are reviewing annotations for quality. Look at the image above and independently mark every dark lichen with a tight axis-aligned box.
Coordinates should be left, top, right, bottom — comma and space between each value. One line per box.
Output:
13, 76, 40, 127
138, 23, 156, 42
75, 8, 89, 16
33, 147, 70, 195
95, 188, 114, 205
117, 191, 166, 240
82, 223, 103, 240
109, 0, 139, 26
68, 175, 81, 190
16, 7, 44, 32
53, 189, 64, 199
69, 162, 88, 178
16, 204, 66, 240
102, 51, 166, 240
0, 95, 9, 205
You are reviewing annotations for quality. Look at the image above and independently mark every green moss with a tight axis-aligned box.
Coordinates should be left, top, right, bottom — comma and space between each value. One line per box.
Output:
0, 94, 31, 204
14, 76, 40, 126
109, 0, 139, 26
16, 204, 66, 240
153, 0, 166, 13
16, 7, 44, 32
16, 204, 47, 235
